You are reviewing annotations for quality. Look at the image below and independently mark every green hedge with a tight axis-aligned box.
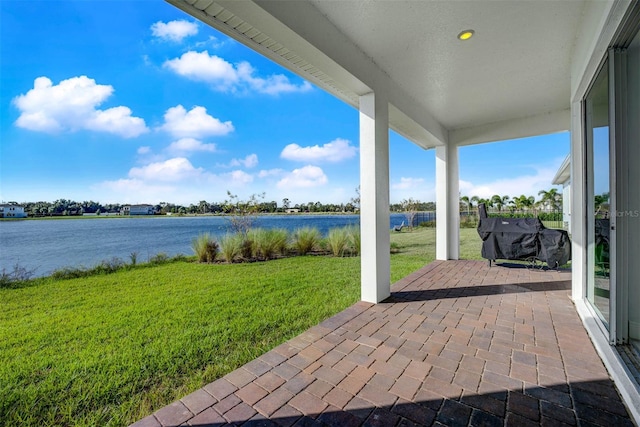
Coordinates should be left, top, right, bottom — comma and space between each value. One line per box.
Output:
487, 212, 562, 221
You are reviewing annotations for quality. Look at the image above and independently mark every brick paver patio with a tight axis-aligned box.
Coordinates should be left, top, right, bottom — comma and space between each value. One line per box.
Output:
131, 260, 634, 426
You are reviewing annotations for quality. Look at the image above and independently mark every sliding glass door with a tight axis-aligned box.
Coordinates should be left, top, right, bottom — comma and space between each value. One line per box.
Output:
585, 60, 612, 328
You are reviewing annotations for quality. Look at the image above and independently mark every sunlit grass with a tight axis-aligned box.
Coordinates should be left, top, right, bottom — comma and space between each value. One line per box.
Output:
0, 258, 361, 426
0, 227, 484, 426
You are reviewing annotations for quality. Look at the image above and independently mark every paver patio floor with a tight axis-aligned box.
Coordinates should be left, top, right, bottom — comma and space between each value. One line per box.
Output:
131, 260, 634, 427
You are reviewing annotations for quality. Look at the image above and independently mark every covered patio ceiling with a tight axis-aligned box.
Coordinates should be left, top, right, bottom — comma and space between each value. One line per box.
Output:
167, 0, 590, 148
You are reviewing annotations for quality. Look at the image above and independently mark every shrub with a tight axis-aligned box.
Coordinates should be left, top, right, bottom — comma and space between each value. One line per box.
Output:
149, 253, 170, 265
219, 233, 243, 263
223, 192, 264, 235
327, 227, 350, 257
0, 263, 36, 288
50, 257, 126, 280
172, 254, 188, 262
50, 253, 188, 280
51, 266, 88, 280
538, 211, 563, 221
293, 227, 321, 255
460, 217, 478, 228
99, 257, 126, 273
192, 233, 219, 263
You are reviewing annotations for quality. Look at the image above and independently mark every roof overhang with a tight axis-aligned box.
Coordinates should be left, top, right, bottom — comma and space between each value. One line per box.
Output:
552, 155, 571, 185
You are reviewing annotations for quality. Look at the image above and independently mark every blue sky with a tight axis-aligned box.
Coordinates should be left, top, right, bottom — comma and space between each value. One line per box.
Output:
0, 1, 568, 206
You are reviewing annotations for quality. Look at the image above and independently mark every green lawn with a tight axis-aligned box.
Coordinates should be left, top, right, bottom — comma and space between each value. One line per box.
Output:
0, 228, 483, 426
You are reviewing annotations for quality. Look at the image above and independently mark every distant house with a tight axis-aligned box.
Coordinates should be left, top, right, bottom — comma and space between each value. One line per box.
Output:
0, 204, 27, 218
552, 155, 570, 230
285, 208, 300, 214
122, 204, 155, 216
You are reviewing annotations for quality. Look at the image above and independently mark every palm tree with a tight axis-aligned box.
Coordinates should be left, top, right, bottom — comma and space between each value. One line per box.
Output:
513, 194, 535, 212
490, 195, 505, 212
501, 195, 510, 211
538, 188, 562, 211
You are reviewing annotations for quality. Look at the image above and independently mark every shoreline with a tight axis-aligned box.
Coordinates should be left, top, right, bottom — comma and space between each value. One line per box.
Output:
0, 211, 367, 221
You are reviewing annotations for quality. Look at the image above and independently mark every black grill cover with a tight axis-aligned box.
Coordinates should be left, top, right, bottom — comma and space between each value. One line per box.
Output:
477, 216, 571, 268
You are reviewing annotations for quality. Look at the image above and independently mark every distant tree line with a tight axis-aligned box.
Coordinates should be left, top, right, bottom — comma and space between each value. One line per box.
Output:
8, 197, 363, 217
6, 188, 568, 218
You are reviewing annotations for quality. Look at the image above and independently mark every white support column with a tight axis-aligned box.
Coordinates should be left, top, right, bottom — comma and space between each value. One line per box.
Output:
359, 92, 390, 303
435, 144, 460, 260
570, 100, 586, 301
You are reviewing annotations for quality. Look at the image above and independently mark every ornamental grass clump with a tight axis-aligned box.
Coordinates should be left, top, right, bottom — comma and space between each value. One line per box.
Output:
327, 227, 351, 257
219, 233, 243, 263
348, 225, 361, 256
293, 227, 321, 255
250, 228, 289, 260
192, 233, 218, 263
240, 236, 254, 260
272, 228, 290, 256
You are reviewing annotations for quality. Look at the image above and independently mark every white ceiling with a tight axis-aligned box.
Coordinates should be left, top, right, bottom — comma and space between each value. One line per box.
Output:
309, 0, 584, 130
169, 0, 594, 148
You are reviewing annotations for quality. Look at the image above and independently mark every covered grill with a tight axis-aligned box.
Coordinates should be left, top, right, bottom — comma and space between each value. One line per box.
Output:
476, 203, 571, 268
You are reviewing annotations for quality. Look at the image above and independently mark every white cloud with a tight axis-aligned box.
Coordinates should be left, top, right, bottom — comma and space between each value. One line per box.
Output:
167, 138, 216, 155
12, 76, 148, 138
389, 177, 435, 204
164, 51, 238, 91
195, 36, 226, 49
235, 62, 313, 95
229, 154, 258, 169
163, 50, 312, 95
281, 138, 357, 163
94, 176, 258, 206
95, 160, 257, 205
159, 105, 234, 138
459, 165, 561, 199
151, 20, 198, 42
95, 178, 177, 203
277, 165, 328, 189
129, 157, 205, 182
392, 177, 425, 190
258, 168, 285, 178
137, 146, 151, 155
222, 170, 254, 186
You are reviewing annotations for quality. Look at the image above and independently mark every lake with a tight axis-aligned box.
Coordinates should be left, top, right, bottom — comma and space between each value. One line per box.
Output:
0, 213, 419, 277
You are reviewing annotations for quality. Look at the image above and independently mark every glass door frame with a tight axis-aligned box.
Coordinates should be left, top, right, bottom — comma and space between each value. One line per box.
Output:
584, 56, 612, 335
583, 46, 631, 345
610, 46, 629, 345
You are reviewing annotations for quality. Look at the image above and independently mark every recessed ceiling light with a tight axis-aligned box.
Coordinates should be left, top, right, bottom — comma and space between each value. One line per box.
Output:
457, 30, 474, 41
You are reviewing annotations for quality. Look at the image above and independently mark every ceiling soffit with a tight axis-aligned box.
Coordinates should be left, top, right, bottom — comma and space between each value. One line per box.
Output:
309, 0, 585, 131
